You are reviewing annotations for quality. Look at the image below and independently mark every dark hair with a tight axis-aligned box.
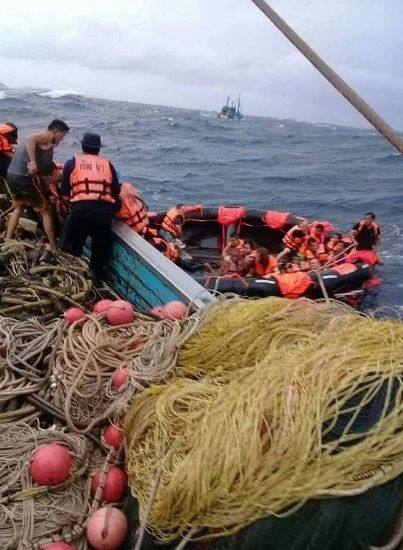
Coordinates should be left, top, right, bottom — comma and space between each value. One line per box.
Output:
307, 237, 318, 246
315, 224, 324, 231
243, 239, 254, 248
292, 229, 305, 239
48, 119, 70, 133
82, 146, 100, 155
365, 212, 375, 220
38, 161, 57, 176
230, 231, 239, 239
333, 232, 342, 239
256, 247, 269, 268
4, 122, 18, 144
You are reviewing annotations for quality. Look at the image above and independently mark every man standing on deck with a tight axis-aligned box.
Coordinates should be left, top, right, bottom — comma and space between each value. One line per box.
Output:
5, 119, 69, 257
59, 132, 121, 283
351, 212, 380, 251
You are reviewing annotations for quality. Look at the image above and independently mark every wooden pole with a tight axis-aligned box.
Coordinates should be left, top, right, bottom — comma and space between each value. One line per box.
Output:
250, 0, 403, 154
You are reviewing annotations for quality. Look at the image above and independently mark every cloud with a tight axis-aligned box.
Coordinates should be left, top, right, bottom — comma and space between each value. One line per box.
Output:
0, 0, 403, 126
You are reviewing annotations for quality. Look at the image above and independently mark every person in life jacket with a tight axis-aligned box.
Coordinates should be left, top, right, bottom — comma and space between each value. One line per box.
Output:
220, 247, 245, 276
149, 235, 179, 263
276, 228, 306, 263
59, 132, 121, 283
308, 223, 325, 245
115, 182, 149, 236
0, 122, 18, 182
6, 119, 69, 256
222, 232, 245, 255
250, 247, 279, 277
160, 204, 185, 243
351, 212, 380, 251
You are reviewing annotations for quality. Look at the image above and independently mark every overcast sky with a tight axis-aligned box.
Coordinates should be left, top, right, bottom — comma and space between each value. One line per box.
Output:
1, 0, 403, 127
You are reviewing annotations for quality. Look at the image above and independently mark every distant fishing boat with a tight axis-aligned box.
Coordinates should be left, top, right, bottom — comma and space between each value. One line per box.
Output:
218, 94, 243, 120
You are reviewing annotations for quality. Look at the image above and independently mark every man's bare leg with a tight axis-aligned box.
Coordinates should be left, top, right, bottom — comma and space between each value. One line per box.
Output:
40, 208, 56, 251
5, 201, 26, 239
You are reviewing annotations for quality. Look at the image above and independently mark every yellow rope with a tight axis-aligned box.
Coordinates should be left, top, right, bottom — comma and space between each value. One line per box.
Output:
124, 297, 403, 542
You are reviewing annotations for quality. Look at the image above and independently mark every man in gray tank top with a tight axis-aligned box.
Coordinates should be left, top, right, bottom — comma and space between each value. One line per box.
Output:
6, 119, 69, 253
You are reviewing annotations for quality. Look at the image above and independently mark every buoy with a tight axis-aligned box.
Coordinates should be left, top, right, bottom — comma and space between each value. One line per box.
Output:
130, 341, 144, 351
30, 443, 72, 485
42, 543, 77, 550
112, 367, 129, 389
93, 299, 114, 314
102, 424, 124, 450
106, 300, 135, 325
90, 467, 128, 503
149, 306, 165, 319
63, 307, 85, 324
161, 301, 187, 320
86, 507, 128, 550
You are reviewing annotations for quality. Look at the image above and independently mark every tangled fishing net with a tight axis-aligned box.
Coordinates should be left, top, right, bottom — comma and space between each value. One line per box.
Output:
0, 239, 92, 319
0, 422, 99, 550
125, 297, 403, 543
50, 311, 202, 433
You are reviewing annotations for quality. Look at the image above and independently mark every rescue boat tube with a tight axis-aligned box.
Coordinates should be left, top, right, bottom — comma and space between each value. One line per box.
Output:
197, 263, 371, 299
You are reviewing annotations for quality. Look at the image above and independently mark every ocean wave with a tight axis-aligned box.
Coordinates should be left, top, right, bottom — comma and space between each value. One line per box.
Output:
0, 91, 6, 100
375, 153, 403, 162
38, 89, 81, 99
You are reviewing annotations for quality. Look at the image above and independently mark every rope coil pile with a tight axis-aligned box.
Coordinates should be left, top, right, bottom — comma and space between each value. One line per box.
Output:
51, 312, 202, 433
0, 239, 92, 319
124, 297, 403, 543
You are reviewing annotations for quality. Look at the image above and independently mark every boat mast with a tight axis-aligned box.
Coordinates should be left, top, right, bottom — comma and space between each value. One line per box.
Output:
250, 0, 403, 153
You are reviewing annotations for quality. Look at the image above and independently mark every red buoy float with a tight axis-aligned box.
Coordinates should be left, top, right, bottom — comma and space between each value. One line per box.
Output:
30, 443, 72, 485
90, 467, 128, 503
63, 307, 85, 324
93, 299, 114, 314
106, 300, 135, 325
161, 301, 187, 320
102, 424, 124, 450
42, 543, 77, 550
86, 507, 128, 550
112, 367, 129, 389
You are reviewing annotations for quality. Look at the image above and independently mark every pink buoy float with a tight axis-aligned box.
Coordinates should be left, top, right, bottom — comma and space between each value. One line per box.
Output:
86, 507, 128, 550
149, 306, 165, 319
63, 307, 85, 324
112, 367, 129, 389
161, 301, 187, 320
30, 443, 72, 485
93, 299, 114, 314
90, 467, 128, 503
102, 424, 124, 450
106, 300, 135, 325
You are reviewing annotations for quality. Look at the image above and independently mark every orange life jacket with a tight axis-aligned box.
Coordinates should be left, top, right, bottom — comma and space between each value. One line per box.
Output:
263, 210, 290, 230
283, 226, 306, 252
272, 271, 312, 299
151, 236, 179, 262
346, 250, 377, 267
0, 124, 14, 154
254, 255, 278, 276
217, 206, 245, 226
161, 208, 183, 237
116, 182, 148, 235
70, 154, 114, 203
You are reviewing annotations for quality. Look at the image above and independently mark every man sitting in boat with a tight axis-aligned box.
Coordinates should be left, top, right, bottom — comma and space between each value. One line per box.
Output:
220, 247, 244, 276
249, 247, 279, 277
222, 232, 245, 255
308, 223, 325, 245
276, 228, 306, 264
298, 237, 321, 270
160, 203, 185, 246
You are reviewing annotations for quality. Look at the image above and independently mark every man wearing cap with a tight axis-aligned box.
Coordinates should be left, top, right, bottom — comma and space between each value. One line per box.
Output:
59, 132, 121, 283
